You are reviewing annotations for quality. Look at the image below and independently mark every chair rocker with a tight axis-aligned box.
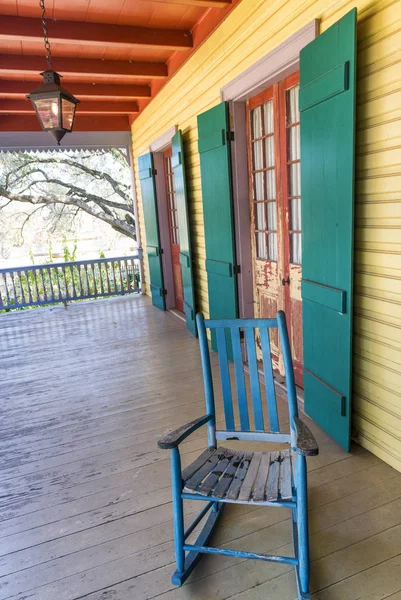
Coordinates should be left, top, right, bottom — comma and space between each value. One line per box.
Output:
158, 311, 318, 600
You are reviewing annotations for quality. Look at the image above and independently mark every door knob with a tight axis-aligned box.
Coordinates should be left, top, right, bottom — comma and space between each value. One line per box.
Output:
282, 276, 290, 286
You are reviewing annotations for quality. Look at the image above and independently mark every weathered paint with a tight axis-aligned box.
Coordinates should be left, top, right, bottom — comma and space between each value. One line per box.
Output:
159, 312, 314, 597
132, 0, 401, 471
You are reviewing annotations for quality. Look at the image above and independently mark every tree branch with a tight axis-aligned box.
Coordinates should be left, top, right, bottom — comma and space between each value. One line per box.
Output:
0, 185, 136, 241
20, 157, 131, 203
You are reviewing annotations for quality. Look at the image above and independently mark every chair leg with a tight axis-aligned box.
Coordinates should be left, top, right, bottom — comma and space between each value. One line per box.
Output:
171, 448, 185, 576
295, 454, 311, 600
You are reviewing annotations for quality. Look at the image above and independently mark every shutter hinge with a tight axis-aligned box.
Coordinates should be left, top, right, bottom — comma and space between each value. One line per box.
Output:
161, 289, 168, 296
151, 168, 157, 176
226, 130, 235, 142
233, 264, 241, 274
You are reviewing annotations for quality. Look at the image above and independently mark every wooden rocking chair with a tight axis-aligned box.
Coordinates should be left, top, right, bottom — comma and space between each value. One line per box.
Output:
158, 312, 318, 600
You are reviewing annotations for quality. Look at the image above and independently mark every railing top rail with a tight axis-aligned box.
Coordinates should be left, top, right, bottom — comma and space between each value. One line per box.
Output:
0, 251, 143, 274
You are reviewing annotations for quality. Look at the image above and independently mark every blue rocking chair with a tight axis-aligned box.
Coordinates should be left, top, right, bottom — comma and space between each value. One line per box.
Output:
158, 312, 319, 600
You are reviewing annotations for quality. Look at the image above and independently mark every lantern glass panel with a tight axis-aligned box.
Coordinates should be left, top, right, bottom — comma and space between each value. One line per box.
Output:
62, 98, 76, 130
33, 97, 60, 129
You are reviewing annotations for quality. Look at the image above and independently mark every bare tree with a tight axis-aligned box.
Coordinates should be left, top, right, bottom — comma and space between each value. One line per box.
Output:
0, 149, 136, 242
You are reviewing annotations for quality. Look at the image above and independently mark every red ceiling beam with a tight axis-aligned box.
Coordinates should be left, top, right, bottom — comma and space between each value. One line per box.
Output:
0, 55, 167, 80
0, 114, 131, 132
0, 100, 139, 114
0, 80, 151, 100
0, 15, 192, 50
147, 0, 230, 5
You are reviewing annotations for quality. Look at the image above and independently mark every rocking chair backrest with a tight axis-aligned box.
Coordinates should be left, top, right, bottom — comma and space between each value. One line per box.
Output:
196, 311, 299, 448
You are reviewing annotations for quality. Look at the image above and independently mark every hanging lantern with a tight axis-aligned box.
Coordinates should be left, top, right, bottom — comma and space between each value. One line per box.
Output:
27, 0, 80, 145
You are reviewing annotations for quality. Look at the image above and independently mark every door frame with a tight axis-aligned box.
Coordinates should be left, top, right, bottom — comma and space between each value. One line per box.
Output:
220, 20, 318, 320
148, 126, 178, 310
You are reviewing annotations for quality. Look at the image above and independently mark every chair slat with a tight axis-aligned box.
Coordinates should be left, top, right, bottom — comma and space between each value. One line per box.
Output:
265, 451, 280, 501
252, 452, 271, 502
199, 450, 232, 496
231, 327, 250, 431
216, 328, 235, 430
185, 448, 225, 491
238, 452, 262, 501
245, 327, 264, 431
182, 447, 216, 482
259, 327, 279, 432
213, 452, 244, 499
226, 452, 252, 500
279, 450, 293, 500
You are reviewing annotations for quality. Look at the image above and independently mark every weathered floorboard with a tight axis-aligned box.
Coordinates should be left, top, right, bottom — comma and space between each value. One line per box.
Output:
0, 295, 399, 600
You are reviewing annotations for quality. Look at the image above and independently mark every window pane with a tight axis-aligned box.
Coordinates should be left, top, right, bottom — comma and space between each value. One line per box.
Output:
256, 233, 267, 259
286, 85, 300, 125
289, 162, 301, 197
290, 198, 301, 231
252, 106, 262, 138
291, 233, 302, 264
255, 202, 266, 230
268, 233, 278, 262
170, 206, 176, 228
267, 201, 277, 231
254, 171, 264, 200
253, 140, 263, 170
266, 169, 276, 200
264, 136, 275, 167
263, 100, 274, 134
34, 98, 59, 128
288, 124, 300, 161
62, 98, 75, 130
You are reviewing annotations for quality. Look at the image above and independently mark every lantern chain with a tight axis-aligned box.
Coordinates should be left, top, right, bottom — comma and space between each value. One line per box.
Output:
39, 0, 52, 69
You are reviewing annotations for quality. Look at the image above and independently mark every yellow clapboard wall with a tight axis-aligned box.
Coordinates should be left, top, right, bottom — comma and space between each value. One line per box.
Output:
131, 0, 401, 472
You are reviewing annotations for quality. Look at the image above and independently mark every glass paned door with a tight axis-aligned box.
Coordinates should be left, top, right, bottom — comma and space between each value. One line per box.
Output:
247, 86, 281, 367
247, 72, 303, 386
164, 148, 184, 313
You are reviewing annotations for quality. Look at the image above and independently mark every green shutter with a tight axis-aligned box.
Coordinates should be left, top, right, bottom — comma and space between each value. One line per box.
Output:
197, 102, 238, 351
171, 130, 197, 336
138, 152, 166, 311
300, 8, 357, 451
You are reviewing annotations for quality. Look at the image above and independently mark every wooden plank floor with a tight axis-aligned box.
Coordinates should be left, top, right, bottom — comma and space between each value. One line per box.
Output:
0, 294, 400, 600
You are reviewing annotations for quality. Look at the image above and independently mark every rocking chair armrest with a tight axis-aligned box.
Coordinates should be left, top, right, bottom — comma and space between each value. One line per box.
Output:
293, 416, 319, 456
158, 414, 213, 449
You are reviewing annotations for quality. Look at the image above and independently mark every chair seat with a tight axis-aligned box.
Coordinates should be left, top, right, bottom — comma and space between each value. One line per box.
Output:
183, 446, 293, 503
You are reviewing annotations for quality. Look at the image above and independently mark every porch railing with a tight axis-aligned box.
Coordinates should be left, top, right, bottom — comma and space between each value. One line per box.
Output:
0, 251, 142, 310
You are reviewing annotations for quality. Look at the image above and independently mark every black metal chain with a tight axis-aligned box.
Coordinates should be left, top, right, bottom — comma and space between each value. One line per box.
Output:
39, 0, 52, 69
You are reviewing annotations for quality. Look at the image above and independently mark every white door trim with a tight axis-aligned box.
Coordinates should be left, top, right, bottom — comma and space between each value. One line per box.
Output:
221, 20, 319, 319
221, 20, 319, 103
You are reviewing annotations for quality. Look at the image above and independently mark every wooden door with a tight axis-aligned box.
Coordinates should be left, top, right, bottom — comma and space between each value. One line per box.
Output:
164, 147, 184, 314
300, 8, 357, 451
171, 130, 197, 336
247, 73, 303, 386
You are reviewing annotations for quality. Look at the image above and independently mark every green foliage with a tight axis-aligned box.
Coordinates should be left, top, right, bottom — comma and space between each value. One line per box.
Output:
62, 238, 78, 263
47, 236, 54, 264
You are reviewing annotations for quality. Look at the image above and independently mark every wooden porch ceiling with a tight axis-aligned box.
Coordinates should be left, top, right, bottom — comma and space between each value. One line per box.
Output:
0, 0, 241, 134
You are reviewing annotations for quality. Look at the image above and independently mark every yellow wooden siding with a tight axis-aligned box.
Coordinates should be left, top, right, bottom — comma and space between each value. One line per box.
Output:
131, 0, 401, 471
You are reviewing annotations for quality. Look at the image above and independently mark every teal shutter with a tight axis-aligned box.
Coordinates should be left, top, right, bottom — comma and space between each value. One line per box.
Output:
171, 130, 197, 336
300, 8, 357, 451
197, 102, 238, 351
138, 152, 166, 311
